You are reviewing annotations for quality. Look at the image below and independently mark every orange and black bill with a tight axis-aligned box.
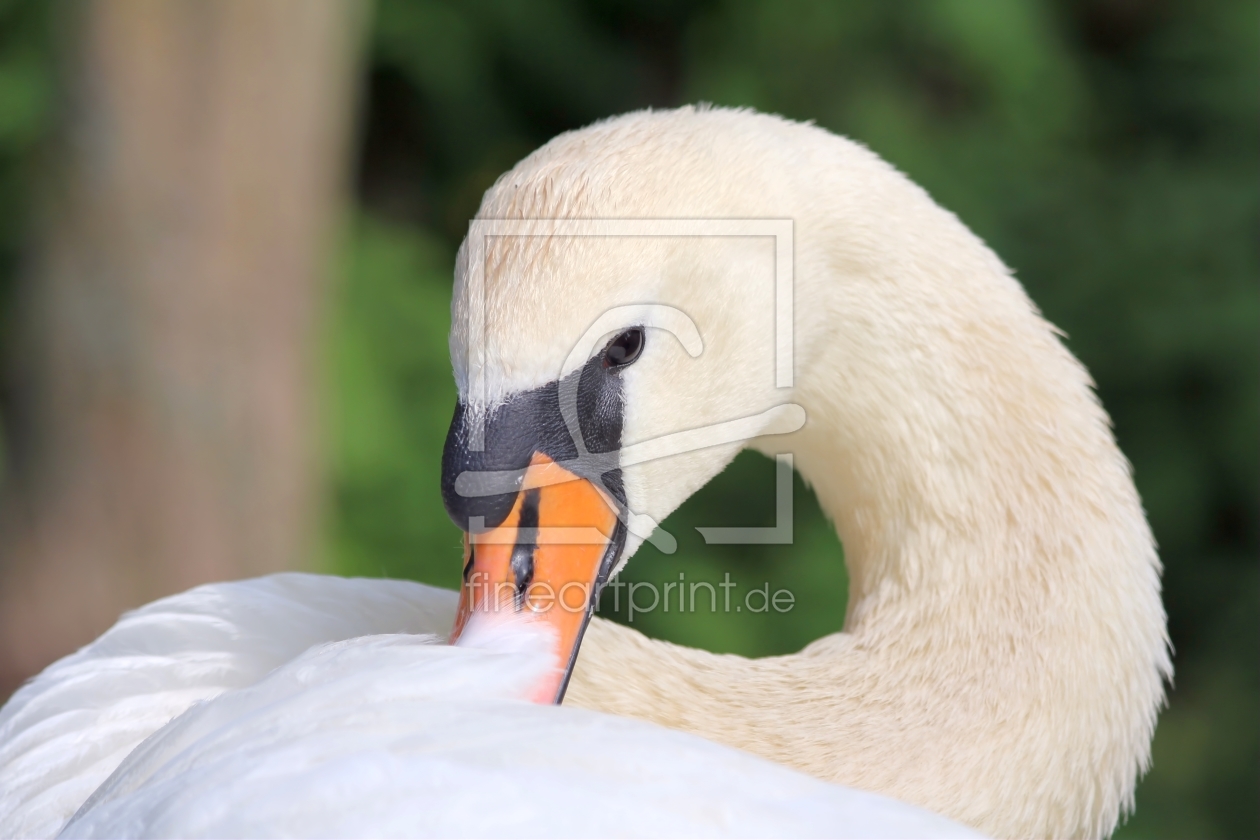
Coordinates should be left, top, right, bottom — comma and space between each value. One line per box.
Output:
448, 454, 623, 703
440, 356, 629, 704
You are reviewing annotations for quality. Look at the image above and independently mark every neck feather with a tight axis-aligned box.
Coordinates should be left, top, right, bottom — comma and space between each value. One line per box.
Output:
568, 157, 1169, 840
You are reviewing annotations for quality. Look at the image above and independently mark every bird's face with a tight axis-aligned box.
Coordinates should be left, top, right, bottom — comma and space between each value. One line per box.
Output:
441, 231, 791, 701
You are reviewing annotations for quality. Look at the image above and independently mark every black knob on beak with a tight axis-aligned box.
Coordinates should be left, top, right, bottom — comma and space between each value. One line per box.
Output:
440, 357, 629, 534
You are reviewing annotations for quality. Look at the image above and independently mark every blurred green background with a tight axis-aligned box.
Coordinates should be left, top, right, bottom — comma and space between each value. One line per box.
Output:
0, 1, 1255, 837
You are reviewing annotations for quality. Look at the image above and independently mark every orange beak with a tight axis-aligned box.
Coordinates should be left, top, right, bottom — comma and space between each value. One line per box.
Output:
448, 453, 621, 703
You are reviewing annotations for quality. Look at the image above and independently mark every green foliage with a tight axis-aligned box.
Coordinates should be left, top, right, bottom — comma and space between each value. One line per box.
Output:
321, 217, 463, 588
597, 452, 847, 658
0, 0, 52, 475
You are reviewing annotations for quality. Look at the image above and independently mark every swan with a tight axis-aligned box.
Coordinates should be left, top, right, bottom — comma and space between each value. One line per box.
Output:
0, 105, 1169, 839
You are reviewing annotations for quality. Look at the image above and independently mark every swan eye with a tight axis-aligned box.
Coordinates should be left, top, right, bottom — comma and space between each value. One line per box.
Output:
604, 327, 645, 369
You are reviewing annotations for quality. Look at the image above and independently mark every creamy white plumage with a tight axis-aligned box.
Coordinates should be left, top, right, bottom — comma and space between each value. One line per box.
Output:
0, 105, 1168, 839
1, 574, 978, 839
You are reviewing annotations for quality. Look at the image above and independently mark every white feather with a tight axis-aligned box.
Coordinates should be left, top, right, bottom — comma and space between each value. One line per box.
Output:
0, 574, 455, 839
0, 574, 979, 839
59, 620, 979, 839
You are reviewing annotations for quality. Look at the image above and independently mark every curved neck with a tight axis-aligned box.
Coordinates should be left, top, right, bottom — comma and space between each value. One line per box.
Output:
569, 163, 1168, 840
786, 213, 1116, 631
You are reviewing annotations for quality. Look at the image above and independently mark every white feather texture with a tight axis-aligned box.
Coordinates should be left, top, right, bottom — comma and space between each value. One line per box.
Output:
0, 574, 456, 839
61, 631, 981, 839
1, 575, 981, 839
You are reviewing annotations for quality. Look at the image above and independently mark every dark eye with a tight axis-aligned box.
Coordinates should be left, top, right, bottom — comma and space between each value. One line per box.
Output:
604, 327, 645, 369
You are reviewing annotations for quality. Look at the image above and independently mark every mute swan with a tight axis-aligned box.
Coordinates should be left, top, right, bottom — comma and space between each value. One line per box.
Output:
0, 106, 1168, 840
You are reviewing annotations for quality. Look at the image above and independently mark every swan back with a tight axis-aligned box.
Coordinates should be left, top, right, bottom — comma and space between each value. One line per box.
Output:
0, 574, 456, 839
59, 632, 982, 839
3, 571, 982, 838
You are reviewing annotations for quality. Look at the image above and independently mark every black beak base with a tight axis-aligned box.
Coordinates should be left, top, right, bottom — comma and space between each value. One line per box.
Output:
441, 355, 629, 533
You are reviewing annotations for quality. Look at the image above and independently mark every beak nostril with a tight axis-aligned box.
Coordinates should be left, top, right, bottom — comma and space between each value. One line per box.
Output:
510, 489, 540, 609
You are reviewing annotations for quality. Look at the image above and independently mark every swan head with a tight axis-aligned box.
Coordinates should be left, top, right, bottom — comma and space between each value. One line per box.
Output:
440, 109, 801, 700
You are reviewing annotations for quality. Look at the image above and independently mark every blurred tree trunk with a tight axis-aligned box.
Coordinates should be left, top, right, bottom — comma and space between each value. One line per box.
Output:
0, 0, 367, 699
